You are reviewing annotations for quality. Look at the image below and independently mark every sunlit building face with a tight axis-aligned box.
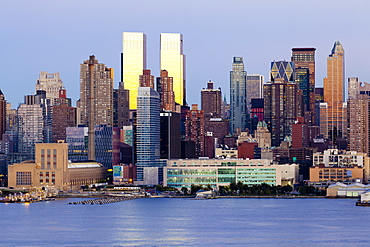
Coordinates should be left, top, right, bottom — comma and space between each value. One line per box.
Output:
160, 33, 185, 106
122, 32, 147, 109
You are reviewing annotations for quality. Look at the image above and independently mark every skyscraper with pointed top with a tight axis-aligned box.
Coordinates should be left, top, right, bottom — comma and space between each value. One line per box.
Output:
320, 41, 346, 142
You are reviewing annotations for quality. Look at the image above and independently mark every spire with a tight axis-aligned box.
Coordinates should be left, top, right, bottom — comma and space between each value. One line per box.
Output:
331, 40, 344, 55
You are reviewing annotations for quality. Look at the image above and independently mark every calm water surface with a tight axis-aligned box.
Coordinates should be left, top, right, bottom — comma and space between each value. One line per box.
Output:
1, 197, 370, 246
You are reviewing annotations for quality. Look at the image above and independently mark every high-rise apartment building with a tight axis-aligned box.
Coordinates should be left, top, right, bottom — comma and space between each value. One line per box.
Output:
122, 32, 147, 110
157, 70, 175, 112
17, 101, 44, 159
347, 77, 370, 155
160, 33, 186, 106
35, 71, 63, 100
246, 74, 264, 114
264, 78, 301, 147
139, 69, 154, 89
201, 81, 222, 118
79, 55, 114, 127
113, 82, 130, 128
320, 41, 346, 141
230, 57, 247, 135
291, 48, 316, 119
136, 87, 160, 181
79, 55, 113, 161
185, 104, 205, 158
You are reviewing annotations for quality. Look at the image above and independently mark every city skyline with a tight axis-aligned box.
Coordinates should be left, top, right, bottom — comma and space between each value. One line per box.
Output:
1, 1, 370, 107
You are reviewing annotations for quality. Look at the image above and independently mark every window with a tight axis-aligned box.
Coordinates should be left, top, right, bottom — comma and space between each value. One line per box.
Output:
16, 172, 32, 186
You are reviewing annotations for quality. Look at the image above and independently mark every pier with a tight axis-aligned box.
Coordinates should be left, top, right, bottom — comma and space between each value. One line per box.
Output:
68, 196, 141, 205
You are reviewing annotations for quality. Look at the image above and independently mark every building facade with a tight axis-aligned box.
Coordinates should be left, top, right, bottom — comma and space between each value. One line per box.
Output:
320, 41, 346, 141
136, 87, 160, 181
230, 57, 247, 134
35, 71, 63, 100
160, 33, 186, 106
201, 80, 222, 118
291, 48, 316, 124
79, 55, 114, 127
156, 70, 175, 112
263, 78, 300, 147
122, 32, 146, 110
164, 159, 298, 188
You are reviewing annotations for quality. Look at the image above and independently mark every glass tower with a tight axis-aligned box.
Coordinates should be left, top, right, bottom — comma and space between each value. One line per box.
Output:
136, 87, 160, 181
160, 33, 186, 106
320, 41, 345, 141
122, 32, 147, 109
230, 57, 247, 135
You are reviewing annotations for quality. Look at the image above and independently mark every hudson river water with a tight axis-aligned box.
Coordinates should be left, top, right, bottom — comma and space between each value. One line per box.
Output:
1, 197, 370, 246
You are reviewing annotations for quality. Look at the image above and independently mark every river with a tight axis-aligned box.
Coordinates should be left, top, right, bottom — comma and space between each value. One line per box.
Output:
1, 197, 370, 246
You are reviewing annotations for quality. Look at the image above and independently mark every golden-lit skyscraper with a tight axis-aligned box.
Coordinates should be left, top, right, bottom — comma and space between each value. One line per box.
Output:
320, 41, 346, 141
122, 32, 146, 109
160, 33, 186, 106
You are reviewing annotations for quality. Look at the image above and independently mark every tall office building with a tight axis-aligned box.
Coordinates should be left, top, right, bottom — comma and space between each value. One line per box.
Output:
246, 74, 264, 114
160, 33, 186, 106
0, 90, 6, 139
270, 61, 295, 82
35, 71, 63, 100
157, 70, 175, 112
230, 57, 247, 135
291, 48, 316, 119
136, 87, 160, 181
201, 80, 222, 118
320, 41, 345, 141
122, 32, 147, 110
264, 78, 301, 147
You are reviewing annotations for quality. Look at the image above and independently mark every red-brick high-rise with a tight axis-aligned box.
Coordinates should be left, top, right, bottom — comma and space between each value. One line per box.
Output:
185, 104, 205, 157
157, 70, 175, 112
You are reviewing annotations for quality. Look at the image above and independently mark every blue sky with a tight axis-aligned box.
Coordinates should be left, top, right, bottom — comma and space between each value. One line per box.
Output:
1, 0, 369, 107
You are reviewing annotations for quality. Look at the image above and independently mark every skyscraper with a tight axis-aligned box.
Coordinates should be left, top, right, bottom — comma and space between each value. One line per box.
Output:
79, 55, 114, 127
264, 78, 301, 147
291, 48, 316, 118
270, 61, 295, 82
79, 55, 113, 161
160, 33, 186, 106
0, 90, 6, 139
246, 74, 264, 114
230, 57, 247, 134
122, 32, 147, 110
35, 71, 63, 100
157, 70, 175, 112
347, 77, 370, 155
139, 69, 154, 89
320, 41, 345, 141
113, 82, 130, 128
136, 87, 160, 181
185, 104, 205, 157
201, 80, 222, 118
52, 89, 76, 143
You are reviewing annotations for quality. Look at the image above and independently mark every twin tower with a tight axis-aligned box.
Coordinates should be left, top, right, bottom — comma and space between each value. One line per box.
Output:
121, 32, 186, 109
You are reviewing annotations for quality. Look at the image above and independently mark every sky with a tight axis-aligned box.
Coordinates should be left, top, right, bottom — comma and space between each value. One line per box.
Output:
1, 0, 370, 107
